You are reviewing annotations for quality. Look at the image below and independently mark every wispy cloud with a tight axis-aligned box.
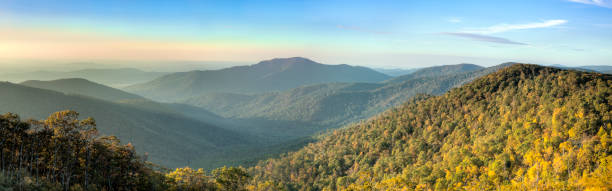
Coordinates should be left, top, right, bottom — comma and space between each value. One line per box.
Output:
442, 32, 528, 45
464, 20, 567, 34
443, 20, 566, 45
568, 0, 612, 8
336, 25, 390, 35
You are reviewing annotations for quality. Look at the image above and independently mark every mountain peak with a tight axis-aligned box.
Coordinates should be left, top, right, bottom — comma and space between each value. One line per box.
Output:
256, 57, 319, 66
496, 64, 559, 76
456, 63, 482, 68
125, 57, 391, 101
462, 64, 588, 95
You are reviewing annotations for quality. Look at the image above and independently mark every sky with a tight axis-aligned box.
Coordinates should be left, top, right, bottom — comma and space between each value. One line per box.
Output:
0, 0, 611, 69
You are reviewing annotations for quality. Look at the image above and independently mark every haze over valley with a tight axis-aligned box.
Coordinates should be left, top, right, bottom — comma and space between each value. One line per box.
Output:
0, 0, 611, 190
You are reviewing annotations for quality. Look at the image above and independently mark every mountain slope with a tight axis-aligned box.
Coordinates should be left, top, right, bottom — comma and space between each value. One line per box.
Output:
20, 78, 144, 102
248, 64, 612, 190
1, 68, 167, 87
11, 78, 324, 169
124, 57, 391, 102
182, 63, 508, 129
385, 63, 484, 83
0, 82, 248, 167
580, 65, 612, 74
374, 68, 419, 76
18, 78, 236, 127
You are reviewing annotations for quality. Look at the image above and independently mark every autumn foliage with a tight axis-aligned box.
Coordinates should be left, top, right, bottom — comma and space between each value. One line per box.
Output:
249, 65, 612, 190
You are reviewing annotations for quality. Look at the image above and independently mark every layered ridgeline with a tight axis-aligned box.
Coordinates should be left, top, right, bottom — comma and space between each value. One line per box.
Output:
384, 63, 483, 83
579, 65, 612, 72
0, 82, 249, 167
181, 63, 513, 169
248, 64, 612, 190
7, 78, 331, 169
182, 63, 506, 130
124, 57, 391, 102
554, 65, 612, 74
20, 78, 144, 102
3, 79, 330, 170
580, 65, 612, 74
18, 78, 230, 122
1, 68, 167, 87
374, 68, 418, 77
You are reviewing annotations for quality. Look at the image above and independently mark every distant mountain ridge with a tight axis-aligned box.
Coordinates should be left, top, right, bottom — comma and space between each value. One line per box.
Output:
20, 78, 144, 102
0, 82, 249, 167
1, 68, 167, 87
374, 68, 419, 76
546, 64, 612, 74
19, 78, 232, 124
124, 57, 391, 102
3, 78, 334, 169
579, 65, 612, 74
385, 63, 484, 83
182, 63, 513, 130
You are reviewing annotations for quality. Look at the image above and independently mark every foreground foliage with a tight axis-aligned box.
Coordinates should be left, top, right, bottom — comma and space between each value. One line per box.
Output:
0, 111, 250, 190
249, 64, 612, 190
0, 82, 248, 168
2, 64, 610, 190
0, 111, 165, 190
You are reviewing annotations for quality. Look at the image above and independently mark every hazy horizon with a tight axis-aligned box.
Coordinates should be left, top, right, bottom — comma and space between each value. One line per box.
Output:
0, 1, 611, 190
1, 0, 611, 70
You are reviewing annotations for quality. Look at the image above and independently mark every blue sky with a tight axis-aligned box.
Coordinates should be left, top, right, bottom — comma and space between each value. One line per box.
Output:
0, 0, 611, 68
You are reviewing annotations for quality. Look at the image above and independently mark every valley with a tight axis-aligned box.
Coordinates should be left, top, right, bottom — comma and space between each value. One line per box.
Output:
2, 62, 609, 190
2, 1, 611, 190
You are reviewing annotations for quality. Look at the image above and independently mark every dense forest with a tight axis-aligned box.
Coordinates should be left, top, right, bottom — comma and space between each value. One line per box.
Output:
247, 64, 611, 190
3, 0, 611, 188
1, 64, 610, 190
0, 111, 251, 190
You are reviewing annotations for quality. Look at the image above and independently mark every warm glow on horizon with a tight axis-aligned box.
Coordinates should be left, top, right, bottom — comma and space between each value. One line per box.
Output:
0, 0, 610, 67
0, 27, 313, 62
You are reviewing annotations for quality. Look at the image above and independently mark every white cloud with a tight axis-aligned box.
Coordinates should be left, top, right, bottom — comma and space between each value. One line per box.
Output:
464, 20, 567, 34
442, 32, 527, 45
568, 0, 612, 8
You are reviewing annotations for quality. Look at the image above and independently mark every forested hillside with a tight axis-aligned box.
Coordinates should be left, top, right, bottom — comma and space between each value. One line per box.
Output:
0, 111, 252, 190
384, 63, 483, 83
182, 63, 510, 129
0, 82, 249, 167
125, 57, 391, 102
2, 64, 609, 190
248, 64, 612, 190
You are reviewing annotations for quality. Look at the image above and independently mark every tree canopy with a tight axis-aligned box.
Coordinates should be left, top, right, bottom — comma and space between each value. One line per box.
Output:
248, 64, 612, 190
